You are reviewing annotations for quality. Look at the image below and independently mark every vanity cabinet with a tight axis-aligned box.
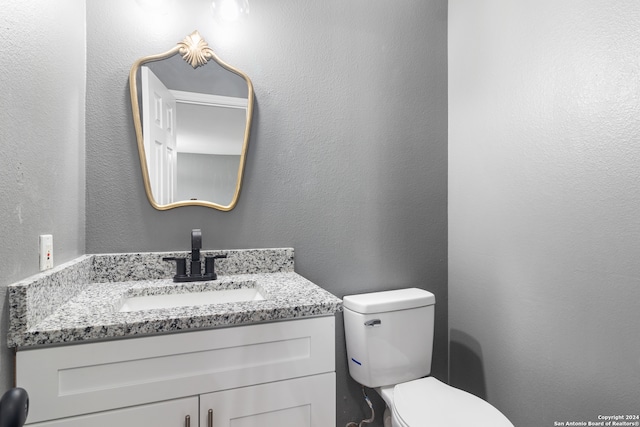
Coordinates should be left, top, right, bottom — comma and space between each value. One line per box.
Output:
16, 317, 336, 426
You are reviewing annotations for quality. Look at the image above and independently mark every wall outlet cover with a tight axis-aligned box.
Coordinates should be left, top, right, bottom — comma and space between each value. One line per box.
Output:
39, 234, 53, 271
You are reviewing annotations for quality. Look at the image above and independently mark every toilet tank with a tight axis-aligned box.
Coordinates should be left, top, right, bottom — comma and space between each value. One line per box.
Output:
343, 288, 435, 388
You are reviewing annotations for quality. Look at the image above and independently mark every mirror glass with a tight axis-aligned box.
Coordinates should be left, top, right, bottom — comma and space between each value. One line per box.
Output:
129, 31, 254, 210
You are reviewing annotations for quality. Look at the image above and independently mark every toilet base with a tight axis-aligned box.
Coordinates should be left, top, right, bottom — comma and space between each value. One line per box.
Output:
383, 407, 392, 427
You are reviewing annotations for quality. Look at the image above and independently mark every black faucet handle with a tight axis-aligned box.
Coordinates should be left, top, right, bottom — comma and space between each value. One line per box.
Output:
163, 257, 187, 281
204, 254, 228, 280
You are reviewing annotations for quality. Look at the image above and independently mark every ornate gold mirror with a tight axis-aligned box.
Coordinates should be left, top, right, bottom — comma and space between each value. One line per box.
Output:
129, 31, 254, 211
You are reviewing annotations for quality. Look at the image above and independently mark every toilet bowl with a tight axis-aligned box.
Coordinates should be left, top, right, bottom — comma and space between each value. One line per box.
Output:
378, 377, 512, 426
343, 288, 513, 427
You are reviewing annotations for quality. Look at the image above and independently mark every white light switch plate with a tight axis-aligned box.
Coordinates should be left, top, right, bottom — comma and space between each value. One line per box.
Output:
39, 234, 53, 271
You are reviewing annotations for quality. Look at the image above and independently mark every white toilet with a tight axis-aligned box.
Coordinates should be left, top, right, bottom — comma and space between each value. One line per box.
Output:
343, 288, 514, 427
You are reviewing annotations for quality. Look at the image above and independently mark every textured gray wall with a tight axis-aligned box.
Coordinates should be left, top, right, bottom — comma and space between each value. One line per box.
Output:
449, 1, 640, 425
86, 0, 447, 425
0, 0, 86, 392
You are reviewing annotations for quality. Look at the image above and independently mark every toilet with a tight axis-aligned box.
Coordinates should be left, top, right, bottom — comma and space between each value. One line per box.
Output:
343, 288, 514, 427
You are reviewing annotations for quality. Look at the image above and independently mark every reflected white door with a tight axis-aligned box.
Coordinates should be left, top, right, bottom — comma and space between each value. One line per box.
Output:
141, 66, 177, 204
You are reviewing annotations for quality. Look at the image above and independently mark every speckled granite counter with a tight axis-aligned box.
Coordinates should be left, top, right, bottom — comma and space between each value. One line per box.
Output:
8, 248, 342, 349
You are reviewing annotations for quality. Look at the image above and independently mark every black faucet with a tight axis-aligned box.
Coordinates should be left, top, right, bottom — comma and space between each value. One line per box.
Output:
163, 229, 227, 282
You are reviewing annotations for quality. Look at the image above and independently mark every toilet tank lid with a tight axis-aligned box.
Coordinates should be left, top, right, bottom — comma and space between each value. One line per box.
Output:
343, 288, 435, 314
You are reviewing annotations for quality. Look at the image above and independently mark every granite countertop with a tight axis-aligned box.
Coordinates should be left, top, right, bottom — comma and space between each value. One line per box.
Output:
8, 249, 342, 349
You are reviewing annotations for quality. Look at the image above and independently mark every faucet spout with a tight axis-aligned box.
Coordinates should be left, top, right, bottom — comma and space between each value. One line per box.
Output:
191, 229, 202, 262
190, 229, 202, 276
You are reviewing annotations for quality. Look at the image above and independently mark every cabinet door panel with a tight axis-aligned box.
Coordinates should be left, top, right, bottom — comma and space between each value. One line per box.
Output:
200, 373, 335, 427
27, 397, 198, 427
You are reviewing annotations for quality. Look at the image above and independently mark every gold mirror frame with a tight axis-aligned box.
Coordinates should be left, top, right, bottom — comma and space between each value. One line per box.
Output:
129, 31, 254, 211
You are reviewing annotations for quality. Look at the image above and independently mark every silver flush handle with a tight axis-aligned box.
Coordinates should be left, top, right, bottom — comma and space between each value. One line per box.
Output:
364, 319, 381, 327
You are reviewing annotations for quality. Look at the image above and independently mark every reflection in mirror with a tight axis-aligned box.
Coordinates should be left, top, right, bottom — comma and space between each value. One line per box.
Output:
129, 31, 254, 210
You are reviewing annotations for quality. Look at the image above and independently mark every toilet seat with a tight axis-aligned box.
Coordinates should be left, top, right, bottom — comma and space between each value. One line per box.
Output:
391, 377, 513, 427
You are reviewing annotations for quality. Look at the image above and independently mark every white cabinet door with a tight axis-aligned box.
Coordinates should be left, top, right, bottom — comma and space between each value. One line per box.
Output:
199, 373, 335, 427
27, 397, 198, 427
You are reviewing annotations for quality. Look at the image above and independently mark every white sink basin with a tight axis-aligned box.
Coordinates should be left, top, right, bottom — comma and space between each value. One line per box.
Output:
119, 287, 265, 312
